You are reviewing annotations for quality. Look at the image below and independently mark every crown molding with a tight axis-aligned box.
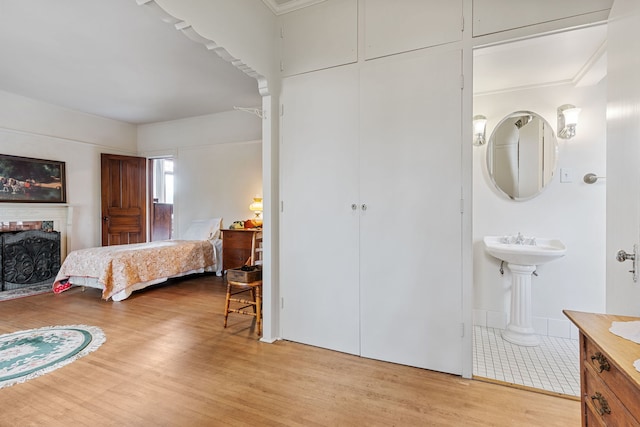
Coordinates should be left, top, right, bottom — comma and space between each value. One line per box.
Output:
136, 0, 269, 96
261, 0, 327, 15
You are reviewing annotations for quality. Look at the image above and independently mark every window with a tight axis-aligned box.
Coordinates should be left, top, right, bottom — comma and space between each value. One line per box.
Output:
153, 158, 174, 204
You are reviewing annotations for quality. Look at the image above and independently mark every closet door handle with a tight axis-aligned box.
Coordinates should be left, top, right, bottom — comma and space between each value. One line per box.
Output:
361, 204, 367, 211
616, 244, 638, 282
351, 204, 358, 211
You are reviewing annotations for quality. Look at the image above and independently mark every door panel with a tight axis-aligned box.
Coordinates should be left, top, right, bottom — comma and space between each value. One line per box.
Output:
359, 49, 463, 374
280, 65, 361, 355
364, 0, 463, 60
280, 51, 464, 374
101, 154, 146, 246
606, 0, 640, 314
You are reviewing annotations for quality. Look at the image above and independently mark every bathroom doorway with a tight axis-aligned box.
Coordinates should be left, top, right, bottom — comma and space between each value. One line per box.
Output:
472, 24, 608, 397
150, 158, 174, 241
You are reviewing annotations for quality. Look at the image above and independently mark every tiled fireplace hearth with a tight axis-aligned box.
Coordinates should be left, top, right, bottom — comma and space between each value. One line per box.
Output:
0, 204, 72, 290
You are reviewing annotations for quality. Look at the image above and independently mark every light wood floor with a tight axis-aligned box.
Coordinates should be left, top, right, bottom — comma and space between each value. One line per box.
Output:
0, 275, 580, 426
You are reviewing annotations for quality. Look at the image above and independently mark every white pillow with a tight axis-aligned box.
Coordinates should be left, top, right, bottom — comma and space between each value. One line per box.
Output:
182, 218, 222, 241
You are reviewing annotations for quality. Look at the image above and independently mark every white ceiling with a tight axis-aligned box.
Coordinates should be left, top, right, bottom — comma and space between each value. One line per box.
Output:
0, 0, 262, 125
474, 24, 607, 95
0, 1, 606, 125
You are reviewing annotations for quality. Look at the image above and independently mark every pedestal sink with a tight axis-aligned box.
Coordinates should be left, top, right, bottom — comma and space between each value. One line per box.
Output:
484, 235, 566, 346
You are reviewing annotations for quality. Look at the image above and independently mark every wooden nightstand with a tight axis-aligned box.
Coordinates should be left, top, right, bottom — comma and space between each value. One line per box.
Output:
221, 229, 262, 271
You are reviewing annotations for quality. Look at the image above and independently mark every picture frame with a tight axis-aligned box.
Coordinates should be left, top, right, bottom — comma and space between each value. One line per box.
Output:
0, 154, 66, 203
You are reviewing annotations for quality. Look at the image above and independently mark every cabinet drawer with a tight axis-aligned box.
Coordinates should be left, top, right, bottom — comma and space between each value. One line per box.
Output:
583, 338, 640, 422
584, 405, 603, 427
221, 230, 261, 271
583, 367, 638, 426
224, 248, 249, 269
222, 231, 253, 249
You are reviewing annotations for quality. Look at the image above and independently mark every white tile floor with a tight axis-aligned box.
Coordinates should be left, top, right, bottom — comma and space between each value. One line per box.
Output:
473, 325, 580, 397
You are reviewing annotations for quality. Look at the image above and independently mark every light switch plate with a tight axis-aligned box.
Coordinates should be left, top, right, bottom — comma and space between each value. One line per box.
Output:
560, 168, 573, 183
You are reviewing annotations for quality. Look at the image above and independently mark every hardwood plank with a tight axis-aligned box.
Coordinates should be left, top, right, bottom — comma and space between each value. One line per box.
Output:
0, 276, 580, 426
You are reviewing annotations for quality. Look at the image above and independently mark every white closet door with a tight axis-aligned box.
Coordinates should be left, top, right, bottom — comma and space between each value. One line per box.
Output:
606, 0, 640, 314
359, 49, 463, 374
280, 65, 360, 354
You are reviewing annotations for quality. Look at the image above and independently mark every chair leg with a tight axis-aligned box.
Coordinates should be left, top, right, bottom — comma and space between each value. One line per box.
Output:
250, 287, 257, 314
255, 284, 262, 336
223, 282, 232, 328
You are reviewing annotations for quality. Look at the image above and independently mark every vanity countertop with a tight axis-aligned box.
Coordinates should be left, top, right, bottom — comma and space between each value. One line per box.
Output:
564, 310, 640, 425
565, 310, 640, 383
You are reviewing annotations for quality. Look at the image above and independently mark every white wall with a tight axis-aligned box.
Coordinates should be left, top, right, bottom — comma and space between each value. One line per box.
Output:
137, 111, 263, 238
176, 141, 262, 235
473, 80, 607, 338
0, 90, 136, 151
0, 90, 138, 251
137, 110, 261, 151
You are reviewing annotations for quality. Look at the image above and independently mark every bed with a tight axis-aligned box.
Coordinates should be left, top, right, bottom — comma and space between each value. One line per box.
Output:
53, 218, 223, 301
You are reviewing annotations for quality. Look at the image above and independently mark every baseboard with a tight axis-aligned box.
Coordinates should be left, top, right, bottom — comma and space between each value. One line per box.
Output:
473, 309, 579, 340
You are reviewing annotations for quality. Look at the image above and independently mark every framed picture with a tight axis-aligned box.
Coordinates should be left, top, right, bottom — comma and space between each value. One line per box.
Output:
0, 154, 66, 203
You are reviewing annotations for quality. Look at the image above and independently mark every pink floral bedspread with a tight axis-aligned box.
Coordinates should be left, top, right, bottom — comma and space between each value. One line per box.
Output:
53, 240, 215, 300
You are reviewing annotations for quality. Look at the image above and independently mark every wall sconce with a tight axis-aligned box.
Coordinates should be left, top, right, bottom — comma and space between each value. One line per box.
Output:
249, 196, 263, 226
557, 104, 581, 139
473, 115, 487, 146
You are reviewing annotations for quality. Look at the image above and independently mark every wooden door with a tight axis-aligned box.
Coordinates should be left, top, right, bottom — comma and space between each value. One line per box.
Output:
151, 203, 173, 241
359, 49, 463, 374
280, 65, 361, 355
101, 153, 147, 246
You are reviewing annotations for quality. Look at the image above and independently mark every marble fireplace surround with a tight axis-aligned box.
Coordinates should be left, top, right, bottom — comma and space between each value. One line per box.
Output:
0, 204, 72, 261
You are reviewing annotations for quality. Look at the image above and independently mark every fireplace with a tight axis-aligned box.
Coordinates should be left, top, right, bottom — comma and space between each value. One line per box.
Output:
0, 204, 71, 291
1, 230, 61, 290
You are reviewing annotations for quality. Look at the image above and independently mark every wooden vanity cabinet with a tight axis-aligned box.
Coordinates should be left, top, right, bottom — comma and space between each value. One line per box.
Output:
564, 310, 640, 426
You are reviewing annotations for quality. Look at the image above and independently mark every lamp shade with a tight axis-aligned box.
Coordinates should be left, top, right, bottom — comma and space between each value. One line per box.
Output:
473, 115, 487, 146
558, 104, 581, 139
561, 107, 581, 126
249, 197, 263, 213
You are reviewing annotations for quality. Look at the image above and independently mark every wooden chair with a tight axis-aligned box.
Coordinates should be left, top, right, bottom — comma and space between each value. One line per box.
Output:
223, 238, 263, 336
223, 278, 262, 336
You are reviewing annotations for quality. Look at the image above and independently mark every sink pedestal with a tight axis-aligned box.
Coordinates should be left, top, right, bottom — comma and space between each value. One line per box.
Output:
483, 235, 567, 347
502, 263, 540, 347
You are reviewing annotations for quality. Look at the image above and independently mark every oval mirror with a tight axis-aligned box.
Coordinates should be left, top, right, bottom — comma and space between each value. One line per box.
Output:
486, 111, 558, 201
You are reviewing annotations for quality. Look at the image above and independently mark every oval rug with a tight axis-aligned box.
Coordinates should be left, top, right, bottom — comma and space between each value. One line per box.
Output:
0, 325, 105, 389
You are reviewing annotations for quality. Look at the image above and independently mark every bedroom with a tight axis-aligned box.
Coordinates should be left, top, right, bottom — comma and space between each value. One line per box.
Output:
1, 0, 639, 424
0, 1, 264, 252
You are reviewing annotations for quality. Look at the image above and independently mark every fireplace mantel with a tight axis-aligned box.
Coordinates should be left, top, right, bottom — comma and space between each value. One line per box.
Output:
0, 204, 72, 261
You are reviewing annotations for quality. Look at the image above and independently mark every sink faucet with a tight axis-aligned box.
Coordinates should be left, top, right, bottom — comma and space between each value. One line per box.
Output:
501, 233, 536, 245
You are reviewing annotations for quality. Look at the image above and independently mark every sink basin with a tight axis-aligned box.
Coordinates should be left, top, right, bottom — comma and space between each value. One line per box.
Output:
484, 235, 567, 346
483, 236, 566, 266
